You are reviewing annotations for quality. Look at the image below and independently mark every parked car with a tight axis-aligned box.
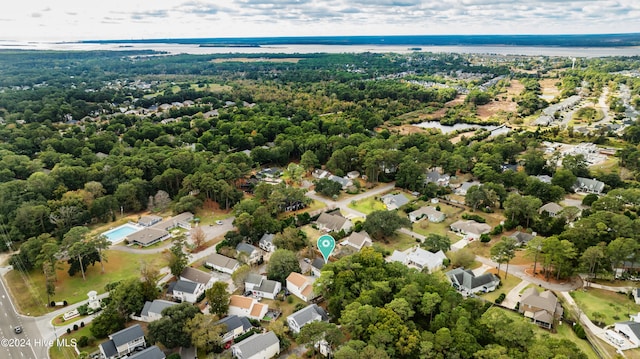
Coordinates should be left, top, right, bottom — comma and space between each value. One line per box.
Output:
14, 326, 22, 334
216, 220, 223, 225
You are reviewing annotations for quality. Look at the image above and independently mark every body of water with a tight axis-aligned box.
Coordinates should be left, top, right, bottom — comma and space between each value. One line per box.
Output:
2, 41, 640, 57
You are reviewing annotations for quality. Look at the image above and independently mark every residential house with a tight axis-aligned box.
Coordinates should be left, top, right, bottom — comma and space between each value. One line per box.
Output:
245, 273, 282, 299
388, 247, 447, 272
450, 220, 491, 240
205, 253, 240, 274
311, 258, 325, 277
573, 177, 605, 194
167, 279, 205, 303
228, 295, 268, 320
446, 268, 500, 294
328, 174, 353, 189
151, 212, 194, 231
259, 233, 276, 252
341, 231, 372, 251
539, 202, 563, 217
215, 315, 253, 344
508, 231, 536, 246
99, 324, 146, 359
535, 175, 553, 184
613, 321, 640, 348
287, 304, 329, 334
634, 289, 640, 305
180, 267, 215, 290
286, 272, 316, 302
138, 300, 178, 322
425, 169, 450, 187
128, 346, 165, 359
518, 288, 563, 329
408, 206, 445, 223
138, 215, 163, 227
126, 227, 171, 247
380, 193, 410, 210
312, 169, 330, 179
455, 181, 480, 196
316, 212, 353, 233
231, 331, 280, 359
236, 243, 262, 264
346, 171, 360, 179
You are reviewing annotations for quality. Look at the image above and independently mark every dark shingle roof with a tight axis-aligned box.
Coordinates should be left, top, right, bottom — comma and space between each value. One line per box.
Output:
141, 300, 177, 317
128, 346, 166, 359
215, 315, 252, 333
288, 304, 328, 327
232, 332, 279, 358
110, 324, 144, 347
171, 280, 199, 294
100, 340, 117, 358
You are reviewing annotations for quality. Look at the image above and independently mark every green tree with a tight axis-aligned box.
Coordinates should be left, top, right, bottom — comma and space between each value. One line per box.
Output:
185, 313, 225, 353
422, 234, 451, 253
267, 249, 301, 284
551, 168, 577, 192
490, 237, 517, 278
504, 193, 541, 228
314, 178, 342, 198
148, 303, 200, 349
168, 238, 188, 277
449, 248, 475, 268
297, 321, 345, 356
300, 150, 319, 172
206, 282, 230, 317
273, 227, 308, 251
90, 306, 125, 339
110, 279, 146, 318
363, 210, 411, 241
231, 264, 251, 292
562, 154, 590, 178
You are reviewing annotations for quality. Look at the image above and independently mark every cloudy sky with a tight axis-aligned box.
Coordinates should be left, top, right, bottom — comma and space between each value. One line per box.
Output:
1, 0, 639, 41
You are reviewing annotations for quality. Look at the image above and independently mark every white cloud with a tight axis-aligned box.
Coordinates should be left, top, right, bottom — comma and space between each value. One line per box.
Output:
0, 0, 639, 41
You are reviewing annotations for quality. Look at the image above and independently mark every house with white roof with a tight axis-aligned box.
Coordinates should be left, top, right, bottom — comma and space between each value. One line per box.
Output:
341, 231, 372, 251
259, 233, 276, 252
231, 331, 280, 359
245, 273, 281, 299
387, 247, 447, 272
228, 295, 268, 320
286, 272, 316, 302
205, 253, 240, 274
409, 206, 445, 223
287, 304, 329, 334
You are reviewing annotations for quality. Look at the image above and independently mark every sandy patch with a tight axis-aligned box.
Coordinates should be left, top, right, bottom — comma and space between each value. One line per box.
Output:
540, 78, 561, 99
476, 79, 522, 120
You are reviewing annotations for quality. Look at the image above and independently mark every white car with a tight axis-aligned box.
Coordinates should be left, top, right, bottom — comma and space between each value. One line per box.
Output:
216, 220, 223, 225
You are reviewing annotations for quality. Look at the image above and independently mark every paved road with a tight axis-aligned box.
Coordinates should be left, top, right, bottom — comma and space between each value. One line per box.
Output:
0, 273, 39, 359
306, 182, 396, 219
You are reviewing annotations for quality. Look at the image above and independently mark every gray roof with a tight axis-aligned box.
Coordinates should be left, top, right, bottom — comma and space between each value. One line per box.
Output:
446, 268, 499, 291
535, 175, 553, 184
256, 279, 280, 294
316, 212, 350, 232
139, 215, 163, 226
260, 233, 275, 245
128, 346, 165, 359
215, 315, 252, 334
311, 258, 325, 270
574, 177, 605, 193
206, 253, 240, 270
236, 242, 258, 255
232, 332, 279, 358
381, 193, 410, 209
100, 340, 117, 358
181, 267, 213, 285
110, 324, 144, 347
127, 227, 169, 245
171, 280, 199, 295
328, 174, 350, 188
288, 304, 328, 327
246, 273, 264, 285
509, 231, 535, 245
619, 321, 640, 340
539, 202, 563, 214
141, 300, 177, 317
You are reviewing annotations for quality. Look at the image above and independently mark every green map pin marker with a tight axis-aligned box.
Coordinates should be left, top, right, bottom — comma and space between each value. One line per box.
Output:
317, 234, 336, 264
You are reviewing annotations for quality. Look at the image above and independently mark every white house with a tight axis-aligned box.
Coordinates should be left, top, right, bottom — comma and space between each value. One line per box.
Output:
99, 324, 146, 359
446, 268, 500, 294
231, 331, 280, 359
205, 253, 240, 274
408, 206, 445, 223
614, 321, 640, 348
387, 247, 447, 272
138, 300, 178, 322
236, 243, 262, 264
287, 304, 329, 334
311, 258, 325, 277
573, 177, 605, 194
316, 212, 353, 233
245, 274, 281, 300
138, 215, 163, 227
455, 181, 480, 196
450, 220, 491, 240
168, 279, 205, 303
341, 231, 373, 251
215, 315, 253, 344
380, 193, 410, 210
286, 272, 316, 302
259, 233, 276, 252
128, 346, 166, 359
180, 267, 215, 290
228, 295, 268, 320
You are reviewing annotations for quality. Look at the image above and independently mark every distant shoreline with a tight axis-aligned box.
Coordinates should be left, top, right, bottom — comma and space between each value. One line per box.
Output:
79, 33, 640, 48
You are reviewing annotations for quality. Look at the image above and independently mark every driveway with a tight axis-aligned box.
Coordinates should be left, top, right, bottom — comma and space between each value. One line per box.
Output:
501, 279, 529, 309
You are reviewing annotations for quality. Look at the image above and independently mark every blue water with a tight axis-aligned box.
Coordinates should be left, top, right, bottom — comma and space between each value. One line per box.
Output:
102, 224, 142, 243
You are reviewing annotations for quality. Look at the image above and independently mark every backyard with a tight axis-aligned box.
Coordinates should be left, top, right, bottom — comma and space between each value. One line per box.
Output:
570, 287, 640, 327
6, 250, 168, 316
348, 197, 387, 215
480, 273, 523, 303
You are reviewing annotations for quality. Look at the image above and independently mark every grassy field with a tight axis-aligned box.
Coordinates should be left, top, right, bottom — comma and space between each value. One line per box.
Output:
49, 325, 102, 359
571, 287, 640, 326
7, 250, 168, 316
378, 232, 419, 252
481, 274, 523, 303
348, 197, 386, 214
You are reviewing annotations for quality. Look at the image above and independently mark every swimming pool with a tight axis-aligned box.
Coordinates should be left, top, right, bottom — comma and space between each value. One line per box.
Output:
102, 223, 143, 244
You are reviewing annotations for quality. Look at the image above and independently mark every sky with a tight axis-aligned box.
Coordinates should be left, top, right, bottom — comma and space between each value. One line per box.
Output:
1, 0, 639, 42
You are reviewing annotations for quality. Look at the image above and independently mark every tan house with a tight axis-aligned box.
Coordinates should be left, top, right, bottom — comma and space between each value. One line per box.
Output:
316, 212, 353, 233
341, 231, 373, 251
518, 288, 563, 329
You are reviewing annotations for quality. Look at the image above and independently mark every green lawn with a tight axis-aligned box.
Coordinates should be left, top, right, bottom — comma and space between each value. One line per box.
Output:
481, 275, 523, 303
6, 250, 168, 316
570, 287, 640, 326
377, 232, 419, 252
348, 197, 386, 215
50, 325, 103, 359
